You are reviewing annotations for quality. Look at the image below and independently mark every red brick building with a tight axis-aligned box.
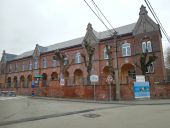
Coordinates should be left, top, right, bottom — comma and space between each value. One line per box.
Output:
0, 5, 167, 99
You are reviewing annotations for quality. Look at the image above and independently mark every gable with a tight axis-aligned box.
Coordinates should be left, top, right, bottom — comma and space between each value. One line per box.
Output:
33, 45, 40, 59
133, 5, 159, 35
82, 23, 99, 47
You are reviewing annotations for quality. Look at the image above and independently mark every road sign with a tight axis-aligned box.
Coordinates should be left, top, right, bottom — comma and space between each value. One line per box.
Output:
106, 75, 113, 84
90, 75, 99, 83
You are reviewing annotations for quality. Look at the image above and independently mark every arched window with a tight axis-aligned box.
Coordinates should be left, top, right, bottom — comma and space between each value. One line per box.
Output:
43, 58, 47, 68
142, 41, 152, 53
122, 43, 131, 56
22, 62, 25, 71
104, 46, 110, 59
34, 58, 38, 69
52, 59, 57, 67
64, 57, 68, 65
75, 52, 81, 64
29, 60, 32, 70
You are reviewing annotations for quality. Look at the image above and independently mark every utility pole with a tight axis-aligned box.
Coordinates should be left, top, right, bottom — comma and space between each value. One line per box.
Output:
113, 32, 121, 100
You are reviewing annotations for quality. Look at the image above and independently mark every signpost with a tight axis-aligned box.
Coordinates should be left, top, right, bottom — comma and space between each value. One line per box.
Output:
106, 75, 113, 101
90, 75, 99, 100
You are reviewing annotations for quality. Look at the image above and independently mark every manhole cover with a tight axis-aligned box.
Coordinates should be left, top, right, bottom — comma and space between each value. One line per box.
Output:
82, 113, 101, 118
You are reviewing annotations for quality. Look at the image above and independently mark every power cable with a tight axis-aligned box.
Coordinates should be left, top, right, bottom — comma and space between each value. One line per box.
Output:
144, 0, 170, 43
91, 0, 117, 33
83, 0, 116, 36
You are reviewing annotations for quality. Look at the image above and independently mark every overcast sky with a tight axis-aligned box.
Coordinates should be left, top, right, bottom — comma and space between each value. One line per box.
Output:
0, 0, 170, 58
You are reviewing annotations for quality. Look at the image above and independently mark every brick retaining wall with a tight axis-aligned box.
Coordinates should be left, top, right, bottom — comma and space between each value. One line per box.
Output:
1, 84, 170, 100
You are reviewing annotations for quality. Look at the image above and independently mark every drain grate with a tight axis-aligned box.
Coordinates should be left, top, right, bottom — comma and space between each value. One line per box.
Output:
82, 113, 101, 118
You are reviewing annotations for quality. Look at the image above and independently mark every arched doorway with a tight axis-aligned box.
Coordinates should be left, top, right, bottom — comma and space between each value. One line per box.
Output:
121, 63, 136, 84
13, 76, 18, 88
27, 75, 32, 88
74, 69, 83, 85
51, 72, 58, 81
42, 73, 48, 86
7, 77, 12, 88
20, 75, 25, 88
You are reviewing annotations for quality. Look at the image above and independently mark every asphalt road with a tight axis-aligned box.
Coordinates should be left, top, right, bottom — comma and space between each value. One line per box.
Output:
0, 96, 170, 128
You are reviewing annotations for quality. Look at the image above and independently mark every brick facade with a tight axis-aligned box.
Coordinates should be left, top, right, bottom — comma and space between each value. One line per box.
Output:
0, 5, 168, 100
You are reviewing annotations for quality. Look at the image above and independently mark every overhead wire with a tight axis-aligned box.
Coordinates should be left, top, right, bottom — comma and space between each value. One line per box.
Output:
144, 0, 170, 43
83, 0, 116, 36
91, 0, 117, 33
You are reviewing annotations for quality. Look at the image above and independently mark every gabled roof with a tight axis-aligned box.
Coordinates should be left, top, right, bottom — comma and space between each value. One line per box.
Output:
1, 51, 17, 62
2, 23, 137, 61
4, 5, 159, 62
133, 5, 159, 35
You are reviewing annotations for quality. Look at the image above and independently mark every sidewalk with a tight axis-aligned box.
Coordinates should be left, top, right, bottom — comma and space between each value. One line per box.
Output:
30, 96, 170, 105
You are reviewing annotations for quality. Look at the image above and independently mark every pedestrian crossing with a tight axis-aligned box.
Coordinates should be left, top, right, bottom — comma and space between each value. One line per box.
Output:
0, 96, 26, 101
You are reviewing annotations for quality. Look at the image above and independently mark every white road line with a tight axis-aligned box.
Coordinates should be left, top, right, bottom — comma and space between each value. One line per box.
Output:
0, 96, 26, 101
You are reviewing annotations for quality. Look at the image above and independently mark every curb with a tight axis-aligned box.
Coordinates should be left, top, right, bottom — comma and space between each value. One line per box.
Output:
29, 96, 170, 105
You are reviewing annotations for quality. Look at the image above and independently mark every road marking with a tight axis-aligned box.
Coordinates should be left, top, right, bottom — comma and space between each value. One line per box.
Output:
0, 96, 26, 101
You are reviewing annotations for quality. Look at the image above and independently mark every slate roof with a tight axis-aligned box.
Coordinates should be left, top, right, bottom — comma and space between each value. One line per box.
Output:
4, 22, 136, 61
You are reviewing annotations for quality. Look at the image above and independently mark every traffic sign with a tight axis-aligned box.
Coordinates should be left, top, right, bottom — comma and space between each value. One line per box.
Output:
106, 75, 113, 84
90, 75, 99, 83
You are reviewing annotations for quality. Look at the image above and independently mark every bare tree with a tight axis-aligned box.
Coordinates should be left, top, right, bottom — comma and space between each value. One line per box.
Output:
135, 51, 157, 75
105, 43, 115, 80
81, 40, 95, 85
53, 49, 73, 85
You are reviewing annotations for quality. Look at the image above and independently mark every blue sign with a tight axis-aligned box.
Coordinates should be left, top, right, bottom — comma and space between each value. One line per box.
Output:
32, 81, 35, 88
134, 82, 150, 99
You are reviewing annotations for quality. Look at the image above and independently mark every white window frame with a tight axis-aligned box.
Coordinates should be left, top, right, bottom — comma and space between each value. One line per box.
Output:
122, 43, 131, 57
146, 62, 154, 73
64, 57, 68, 65
15, 63, 18, 72
75, 52, 81, 64
22, 62, 25, 71
104, 46, 110, 59
52, 59, 57, 67
34, 59, 38, 69
29, 60, 32, 70
43, 58, 47, 68
142, 41, 152, 53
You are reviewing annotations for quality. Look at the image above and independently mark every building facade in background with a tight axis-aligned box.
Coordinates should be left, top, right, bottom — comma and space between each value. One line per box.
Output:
0, 6, 166, 95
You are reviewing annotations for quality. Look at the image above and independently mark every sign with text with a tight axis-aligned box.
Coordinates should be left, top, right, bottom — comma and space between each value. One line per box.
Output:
90, 75, 99, 83
134, 82, 150, 99
136, 75, 145, 82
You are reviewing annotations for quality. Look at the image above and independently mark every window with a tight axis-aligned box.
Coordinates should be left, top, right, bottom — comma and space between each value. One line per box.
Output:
9, 64, 12, 73
52, 59, 57, 67
22, 62, 25, 71
15, 63, 18, 72
142, 41, 152, 53
29, 60, 32, 70
128, 69, 136, 80
34, 59, 38, 69
146, 62, 154, 73
104, 46, 110, 59
64, 57, 68, 65
43, 58, 47, 68
75, 52, 81, 63
122, 43, 131, 56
